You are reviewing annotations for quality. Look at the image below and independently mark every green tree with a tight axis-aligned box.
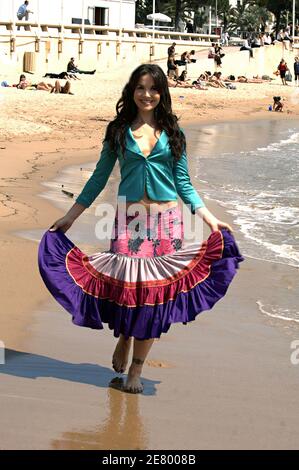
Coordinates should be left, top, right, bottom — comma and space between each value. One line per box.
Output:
135, 0, 298, 35
255, 0, 294, 34
193, 9, 208, 31
135, 0, 165, 25
164, 0, 200, 30
135, 0, 151, 24
200, 0, 246, 33
216, 0, 236, 32
229, 2, 271, 34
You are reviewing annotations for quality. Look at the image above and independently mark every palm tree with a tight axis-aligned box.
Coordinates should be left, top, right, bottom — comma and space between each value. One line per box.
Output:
216, 1, 236, 32
255, 0, 293, 35
193, 9, 208, 31
198, 0, 249, 33
161, 0, 196, 30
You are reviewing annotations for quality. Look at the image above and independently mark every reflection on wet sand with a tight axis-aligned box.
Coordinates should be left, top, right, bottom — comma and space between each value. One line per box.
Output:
51, 382, 148, 450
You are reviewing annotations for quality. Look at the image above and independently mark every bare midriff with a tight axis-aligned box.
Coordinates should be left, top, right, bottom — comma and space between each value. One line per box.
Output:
125, 190, 178, 215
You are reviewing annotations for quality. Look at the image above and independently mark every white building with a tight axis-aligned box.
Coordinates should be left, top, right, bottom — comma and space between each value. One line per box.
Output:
0, 0, 136, 29
229, 0, 242, 7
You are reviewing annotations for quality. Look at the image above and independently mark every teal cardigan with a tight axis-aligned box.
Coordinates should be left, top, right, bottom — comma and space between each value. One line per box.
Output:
76, 127, 205, 214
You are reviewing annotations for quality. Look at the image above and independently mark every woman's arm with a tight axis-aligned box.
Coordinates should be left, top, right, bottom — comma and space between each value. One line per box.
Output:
75, 140, 118, 207
49, 140, 118, 232
49, 202, 86, 232
172, 149, 205, 214
173, 133, 234, 233
196, 206, 233, 233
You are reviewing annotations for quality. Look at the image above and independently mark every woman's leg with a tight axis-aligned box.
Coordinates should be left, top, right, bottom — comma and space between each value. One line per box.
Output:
112, 334, 132, 373
124, 337, 155, 393
61, 80, 71, 94
52, 80, 61, 93
36, 82, 52, 91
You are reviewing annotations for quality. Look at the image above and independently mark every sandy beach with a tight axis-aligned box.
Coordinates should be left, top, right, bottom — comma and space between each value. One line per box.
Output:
1, 51, 299, 449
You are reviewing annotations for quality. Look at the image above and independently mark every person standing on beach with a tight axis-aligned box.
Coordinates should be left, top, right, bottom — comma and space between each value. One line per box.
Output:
208, 43, 215, 58
167, 42, 176, 57
167, 53, 179, 79
277, 59, 289, 86
38, 64, 244, 394
294, 57, 299, 87
214, 43, 224, 67
222, 32, 229, 47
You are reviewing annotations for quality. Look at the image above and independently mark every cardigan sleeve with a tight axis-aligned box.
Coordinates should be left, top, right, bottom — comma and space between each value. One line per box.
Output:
172, 146, 205, 214
76, 140, 118, 208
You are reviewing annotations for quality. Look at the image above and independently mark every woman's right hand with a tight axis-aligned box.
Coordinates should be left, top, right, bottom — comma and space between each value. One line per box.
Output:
49, 215, 74, 233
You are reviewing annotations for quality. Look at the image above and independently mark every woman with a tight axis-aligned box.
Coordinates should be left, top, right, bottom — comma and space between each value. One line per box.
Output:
177, 70, 190, 83
186, 50, 196, 63
208, 43, 215, 59
15, 74, 54, 91
283, 29, 293, 50
214, 44, 224, 67
50, 80, 73, 95
277, 59, 289, 86
250, 36, 261, 48
263, 33, 272, 45
207, 72, 226, 88
38, 64, 244, 394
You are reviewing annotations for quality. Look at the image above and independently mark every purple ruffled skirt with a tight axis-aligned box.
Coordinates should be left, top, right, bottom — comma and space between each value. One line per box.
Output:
38, 205, 244, 340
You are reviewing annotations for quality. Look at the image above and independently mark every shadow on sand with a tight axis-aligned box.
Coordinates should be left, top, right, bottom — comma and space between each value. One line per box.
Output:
0, 349, 160, 396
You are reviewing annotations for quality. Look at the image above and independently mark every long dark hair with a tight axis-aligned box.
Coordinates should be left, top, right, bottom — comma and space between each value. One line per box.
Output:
104, 64, 185, 162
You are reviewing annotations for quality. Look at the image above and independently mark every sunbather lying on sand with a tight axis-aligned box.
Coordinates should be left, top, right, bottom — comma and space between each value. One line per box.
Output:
15, 74, 54, 91
207, 72, 227, 88
167, 76, 207, 90
44, 72, 80, 80
50, 80, 73, 95
224, 75, 272, 83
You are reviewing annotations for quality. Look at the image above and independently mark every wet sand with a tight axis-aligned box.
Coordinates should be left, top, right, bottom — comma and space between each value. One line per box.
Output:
2, 272, 299, 450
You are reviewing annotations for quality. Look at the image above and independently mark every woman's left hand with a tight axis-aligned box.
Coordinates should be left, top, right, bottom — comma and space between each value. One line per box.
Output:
196, 206, 234, 234
206, 216, 234, 233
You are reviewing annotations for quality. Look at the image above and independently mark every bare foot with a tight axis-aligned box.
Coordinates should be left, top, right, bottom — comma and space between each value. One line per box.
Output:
112, 336, 132, 373
109, 376, 124, 390
123, 361, 144, 394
